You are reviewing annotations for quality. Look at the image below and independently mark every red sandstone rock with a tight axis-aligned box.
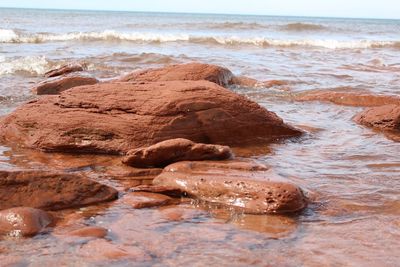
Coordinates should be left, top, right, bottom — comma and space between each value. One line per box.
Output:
118, 62, 234, 87
34, 76, 98, 95
0, 80, 301, 154
229, 76, 258, 87
45, 63, 85, 78
121, 192, 172, 209
0, 170, 118, 211
153, 161, 307, 214
78, 239, 149, 260
294, 89, 400, 107
122, 138, 233, 168
67, 226, 108, 238
0, 207, 52, 237
132, 185, 184, 197
230, 77, 290, 89
354, 104, 400, 141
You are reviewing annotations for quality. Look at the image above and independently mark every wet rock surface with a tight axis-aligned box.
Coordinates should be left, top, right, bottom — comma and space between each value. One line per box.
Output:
44, 63, 86, 78
67, 226, 109, 239
34, 76, 99, 95
118, 62, 234, 87
354, 104, 400, 141
294, 89, 400, 107
0, 207, 52, 237
0, 80, 301, 154
121, 192, 173, 209
122, 138, 233, 168
0, 170, 118, 210
153, 161, 308, 214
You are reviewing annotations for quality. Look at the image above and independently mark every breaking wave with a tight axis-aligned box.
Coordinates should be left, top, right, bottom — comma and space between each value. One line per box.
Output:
0, 56, 51, 75
1, 29, 399, 50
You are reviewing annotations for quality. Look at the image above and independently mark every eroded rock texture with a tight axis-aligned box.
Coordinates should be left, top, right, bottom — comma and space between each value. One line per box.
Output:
0, 81, 301, 154
153, 161, 308, 214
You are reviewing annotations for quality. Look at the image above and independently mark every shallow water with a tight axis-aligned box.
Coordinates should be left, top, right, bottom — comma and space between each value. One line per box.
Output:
0, 8, 399, 266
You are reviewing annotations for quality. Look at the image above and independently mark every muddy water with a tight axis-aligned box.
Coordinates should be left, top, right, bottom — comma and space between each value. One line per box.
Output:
1, 8, 400, 267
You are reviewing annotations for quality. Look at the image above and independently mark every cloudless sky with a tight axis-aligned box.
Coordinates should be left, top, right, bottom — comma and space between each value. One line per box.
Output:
0, 0, 399, 19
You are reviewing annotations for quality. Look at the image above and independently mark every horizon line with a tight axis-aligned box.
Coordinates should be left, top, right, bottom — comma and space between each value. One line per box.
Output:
0, 6, 399, 21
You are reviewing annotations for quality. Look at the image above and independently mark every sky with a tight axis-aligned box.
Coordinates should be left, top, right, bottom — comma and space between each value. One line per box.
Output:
0, 0, 399, 19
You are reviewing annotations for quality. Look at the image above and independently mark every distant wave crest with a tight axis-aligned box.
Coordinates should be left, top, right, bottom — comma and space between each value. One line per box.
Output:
1, 29, 399, 50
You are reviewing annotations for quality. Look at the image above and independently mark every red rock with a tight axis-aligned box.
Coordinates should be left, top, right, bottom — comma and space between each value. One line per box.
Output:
354, 104, 400, 141
122, 138, 233, 168
131, 185, 184, 197
153, 161, 307, 214
78, 239, 149, 260
229, 76, 258, 87
294, 89, 400, 107
121, 192, 172, 209
0, 207, 52, 237
67, 226, 108, 238
262, 80, 289, 88
45, 63, 85, 78
118, 62, 234, 87
34, 76, 98, 95
0, 170, 118, 211
0, 80, 301, 154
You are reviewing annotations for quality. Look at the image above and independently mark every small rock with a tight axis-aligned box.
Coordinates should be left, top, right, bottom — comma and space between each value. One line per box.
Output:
45, 63, 85, 78
118, 62, 234, 87
34, 76, 98, 95
67, 226, 108, 238
78, 239, 149, 261
354, 104, 400, 141
295, 89, 400, 107
132, 184, 184, 197
122, 138, 233, 168
122, 192, 172, 209
0, 207, 52, 237
0, 170, 118, 211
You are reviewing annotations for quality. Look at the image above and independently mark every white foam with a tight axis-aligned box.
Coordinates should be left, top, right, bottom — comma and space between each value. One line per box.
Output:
0, 28, 19, 43
0, 56, 50, 75
0, 29, 399, 50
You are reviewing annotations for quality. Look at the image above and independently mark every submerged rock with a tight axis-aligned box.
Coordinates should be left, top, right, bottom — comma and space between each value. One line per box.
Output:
0, 170, 118, 211
0, 80, 301, 154
118, 62, 234, 87
354, 104, 400, 141
34, 76, 99, 95
122, 138, 233, 168
0, 207, 52, 237
45, 63, 85, 78
121, 192, 173, 209
294, 89, 400, 107
67, 226, 109, 239
153, 161, 307, 214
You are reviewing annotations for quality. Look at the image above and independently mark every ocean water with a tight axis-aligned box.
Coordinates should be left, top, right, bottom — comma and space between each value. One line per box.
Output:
0, 8, 400, 266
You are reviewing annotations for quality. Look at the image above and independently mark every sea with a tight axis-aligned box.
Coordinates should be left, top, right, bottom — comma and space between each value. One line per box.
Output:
0, 8, 399, 266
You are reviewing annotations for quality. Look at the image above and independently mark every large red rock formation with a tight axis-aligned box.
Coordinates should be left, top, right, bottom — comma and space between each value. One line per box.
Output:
118, 63, 234, 87
354, 104, 400, 141
122, 138, 233, 168
0, 80, 301, 154
152, 161, 308, 214
0, 207, 52, 237
0, 170, 118, 210
34, 76, 98, 95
